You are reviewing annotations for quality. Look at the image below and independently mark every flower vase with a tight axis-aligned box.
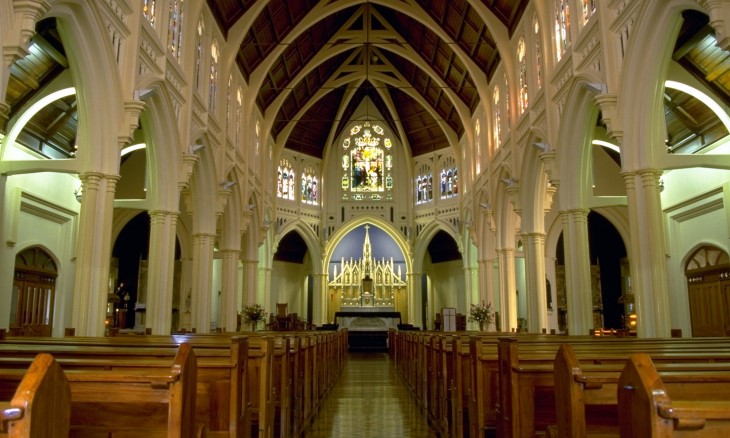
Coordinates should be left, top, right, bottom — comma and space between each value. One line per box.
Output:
479, 321, 485, 332
250, 321, 257, 332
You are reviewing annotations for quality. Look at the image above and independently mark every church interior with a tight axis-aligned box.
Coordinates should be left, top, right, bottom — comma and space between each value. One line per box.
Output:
2, 0, 730, 436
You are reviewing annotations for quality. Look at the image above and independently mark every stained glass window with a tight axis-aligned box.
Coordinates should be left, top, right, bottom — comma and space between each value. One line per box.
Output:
555, 0, 571, 61
236, 87, 242, 145
341, 122, 393, 200
143, 0, 156, 26
493, 87, 501, 147
301, 165, 319, 205
415, 163, 433, 205
440, 158, 458, 200
582, 0, 596, 23
209, 40, 218, 110
195, 19, 203, 91
517, 36, 528, 114
504, 73, 510, 126
277, 159, 295, 201
475, 119, 482, 174
534, 16, 544, 89
167, 0, 184, 60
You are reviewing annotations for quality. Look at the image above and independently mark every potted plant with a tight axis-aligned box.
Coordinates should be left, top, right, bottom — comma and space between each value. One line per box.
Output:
241, 304, 266, 331
469, 301, 495, 331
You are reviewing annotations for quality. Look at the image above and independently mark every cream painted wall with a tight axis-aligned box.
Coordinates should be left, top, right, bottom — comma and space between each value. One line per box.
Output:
428, 260, 467, 317
0, 144, 81, 335
270, 260, 307, 315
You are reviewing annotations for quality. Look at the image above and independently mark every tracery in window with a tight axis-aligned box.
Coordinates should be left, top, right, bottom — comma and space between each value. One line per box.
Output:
554, 0, 571, 61
167, 0, 184, 60
493, 87, 501, 147
440, 159, 458, 200
517, 37, 528, 114
415, 163, 433, 205
341, 122, 393, 201
277, 159, 295, 201
195, 19, 203, 90
301, 165, 319, 205
534, 16, 544, 89
143, 0, 156, 26
582, 0, 596, 23
209, 41, 219, 110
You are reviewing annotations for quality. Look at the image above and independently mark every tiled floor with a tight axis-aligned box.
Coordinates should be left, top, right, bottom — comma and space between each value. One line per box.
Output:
304, 352, 437, 438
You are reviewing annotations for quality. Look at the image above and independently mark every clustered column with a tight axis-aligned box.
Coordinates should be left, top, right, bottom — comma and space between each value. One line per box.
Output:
623, 169, 671, 337
72, 172, 119, 336
147, 209, 179, 335
219, 249, 240, 332
523, 232, 548, 333
561, 209, 593, 335
497, 248, 517, 332
191, 232, 215, 333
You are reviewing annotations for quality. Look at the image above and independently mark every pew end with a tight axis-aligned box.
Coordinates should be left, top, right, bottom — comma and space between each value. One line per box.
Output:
1, 353, 70, 438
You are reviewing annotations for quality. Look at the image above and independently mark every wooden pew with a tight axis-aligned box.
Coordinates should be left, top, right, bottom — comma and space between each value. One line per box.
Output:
0, 335, 245, 438
0, 353, 70, 438
553, 343, 730, 437
0, 343, 198, 437
618, 353, 730, 437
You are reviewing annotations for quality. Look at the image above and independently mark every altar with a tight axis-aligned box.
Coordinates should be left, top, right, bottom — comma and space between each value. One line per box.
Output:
327, 225, 408, 323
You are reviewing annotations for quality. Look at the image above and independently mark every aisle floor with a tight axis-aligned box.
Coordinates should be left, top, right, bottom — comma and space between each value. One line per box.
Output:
304, 352, 437, 438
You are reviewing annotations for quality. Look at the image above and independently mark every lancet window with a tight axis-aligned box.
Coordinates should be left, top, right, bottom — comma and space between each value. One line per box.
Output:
341, 122, 393, 201
493, 87, 502, 147
277, 159, 295, 201
518, 36, 528, 114
415, 163, 433, 205
440, 157, 458, 200
236, 87, 242, 145
194, 19, 203, 91
301, 165, 319, 205
534, 16, 544, 89
582, 0, 596, 23
167, 0, 184, 60
209, 41, 219, 110
555, 0, 571, 61
143, 0, 156, 26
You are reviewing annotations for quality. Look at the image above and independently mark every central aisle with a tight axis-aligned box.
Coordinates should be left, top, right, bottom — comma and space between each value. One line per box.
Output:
304, 352, 437, 438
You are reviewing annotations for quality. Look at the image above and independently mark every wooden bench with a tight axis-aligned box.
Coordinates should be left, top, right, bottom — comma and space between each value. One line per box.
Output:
619, 353, 730, 437
0, 353, 70, 438
552, 343, 730, 437
0, 343, 198, 437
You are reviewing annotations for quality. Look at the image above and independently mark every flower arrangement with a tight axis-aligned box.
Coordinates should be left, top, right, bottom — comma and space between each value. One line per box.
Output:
469, 301, 495, 331
241, 304, 266, 330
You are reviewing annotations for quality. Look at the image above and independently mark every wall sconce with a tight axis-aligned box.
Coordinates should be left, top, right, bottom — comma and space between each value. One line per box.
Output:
531, 142, 549, 151
74, 186, 82, 203
219, 181, 236, 189
500, 177, 516, 186
247, 203, 256, 211
189, 143, 205, 153
659, 179, 665, 192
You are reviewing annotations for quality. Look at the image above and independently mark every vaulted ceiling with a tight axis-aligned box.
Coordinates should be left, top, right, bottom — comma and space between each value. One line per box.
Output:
207, 0, 529, 158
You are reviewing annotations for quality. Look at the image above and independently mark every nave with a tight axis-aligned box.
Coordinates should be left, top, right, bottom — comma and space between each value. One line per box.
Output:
304, 353, 436, 438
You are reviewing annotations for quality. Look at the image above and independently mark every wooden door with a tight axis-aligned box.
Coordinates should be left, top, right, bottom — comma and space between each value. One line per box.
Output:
688, 282, 725, 337
12, 247, 57, 337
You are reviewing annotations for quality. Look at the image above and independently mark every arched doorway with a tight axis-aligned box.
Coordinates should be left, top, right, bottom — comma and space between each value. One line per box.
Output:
11, 247, 58, 336
686, 245, 730, 337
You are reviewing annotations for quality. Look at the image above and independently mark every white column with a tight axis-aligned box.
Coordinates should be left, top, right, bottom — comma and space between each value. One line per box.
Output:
241, 259, 258, 306
191, 232, 215, 333
219, 249, 240, 332
408, 272, 422, 328
497, 248, 517, 332
314, 273, 327, 324
478, 258, 497, 307
524, 232, 548, 333
561, 209, 593, 336
623, 169, 671, 337
146, 210, 179, 335
464, 266, 478, 329
72, 173, 118, 336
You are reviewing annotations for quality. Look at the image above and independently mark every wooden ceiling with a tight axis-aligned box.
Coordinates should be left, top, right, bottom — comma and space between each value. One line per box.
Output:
208, 0, 526, 158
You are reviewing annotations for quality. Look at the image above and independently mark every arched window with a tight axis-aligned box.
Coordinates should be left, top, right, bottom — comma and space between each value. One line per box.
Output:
582, 0, 596, 24
504, 73, 510, 126
195, 19, 204, 91
554, 0, 571, 61
341, 122, 393, 201
143, 0, 157, 26
440, 157, 458, 200
475, 119, 481, 174
493, 87, 501, 147
517, 36, 528, 114
277, 158, 295, 201
415, 162, 433, 205
167, 0, 184, 60
236, 87, 242, 145
209, 40, 219, 111
301, 165, 319, 205
534, 16, 544, 89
